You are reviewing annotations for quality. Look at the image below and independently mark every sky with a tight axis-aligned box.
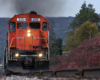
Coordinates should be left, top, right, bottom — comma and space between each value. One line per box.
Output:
0, 0, 99, 17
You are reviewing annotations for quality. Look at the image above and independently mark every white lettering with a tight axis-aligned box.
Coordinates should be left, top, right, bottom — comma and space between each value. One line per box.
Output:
31, 18, 40, 21
17, 18, 26, 21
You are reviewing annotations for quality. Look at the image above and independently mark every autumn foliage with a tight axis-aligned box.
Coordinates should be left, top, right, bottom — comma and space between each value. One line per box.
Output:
50, 37, 100, 70
66, 21, 98, 51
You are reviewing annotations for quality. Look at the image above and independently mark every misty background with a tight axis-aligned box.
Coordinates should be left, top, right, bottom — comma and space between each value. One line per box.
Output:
0, 0, 100, 17
0, 0, 68, 17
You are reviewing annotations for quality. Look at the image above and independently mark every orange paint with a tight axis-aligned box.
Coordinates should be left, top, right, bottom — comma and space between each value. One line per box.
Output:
8, 14, 49, 51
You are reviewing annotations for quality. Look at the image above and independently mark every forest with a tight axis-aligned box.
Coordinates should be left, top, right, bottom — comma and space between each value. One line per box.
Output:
50, 2, 100, 70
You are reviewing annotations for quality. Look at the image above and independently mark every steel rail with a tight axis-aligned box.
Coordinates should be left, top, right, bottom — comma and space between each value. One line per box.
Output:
32, 67, 100, 78
1, 67, 100, 79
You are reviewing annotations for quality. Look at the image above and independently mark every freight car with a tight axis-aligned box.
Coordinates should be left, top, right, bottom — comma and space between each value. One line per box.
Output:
3, 11, 49, 73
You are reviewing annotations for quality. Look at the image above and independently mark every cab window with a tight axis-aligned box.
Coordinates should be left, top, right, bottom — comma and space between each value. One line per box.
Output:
29, 23, 40, 29
42, 22, 47, 31
10, 22, 15, 32
17, 23, 28, 29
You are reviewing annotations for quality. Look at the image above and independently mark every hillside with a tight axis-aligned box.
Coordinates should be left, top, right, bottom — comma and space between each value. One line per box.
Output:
0, 17, 74, 62
50, 37, 100, 70
53, 17, 74, 44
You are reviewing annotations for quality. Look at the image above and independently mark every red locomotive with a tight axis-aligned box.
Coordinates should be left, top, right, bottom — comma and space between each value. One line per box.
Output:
3, 11, 50, 73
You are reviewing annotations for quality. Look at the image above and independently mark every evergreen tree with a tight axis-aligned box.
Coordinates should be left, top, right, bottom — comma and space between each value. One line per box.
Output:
70, 2, 100, 30
47, 18, 62, 57
56, 38, 62, 55
65, 2, 100, 51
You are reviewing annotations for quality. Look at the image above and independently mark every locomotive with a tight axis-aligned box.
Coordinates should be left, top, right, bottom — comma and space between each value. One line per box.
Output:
3, 11, 50, 73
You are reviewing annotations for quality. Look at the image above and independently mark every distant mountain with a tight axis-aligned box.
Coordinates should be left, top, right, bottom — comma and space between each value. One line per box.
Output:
0, 17, 74, 63
46, 17, 74, 44
53, 17, 74, 44
0, 18, 10, 62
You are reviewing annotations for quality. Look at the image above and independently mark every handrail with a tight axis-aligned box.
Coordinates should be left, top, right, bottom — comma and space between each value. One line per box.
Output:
32, 37, 48, 47
9, 37, 24, 52
9, 37, 48, 51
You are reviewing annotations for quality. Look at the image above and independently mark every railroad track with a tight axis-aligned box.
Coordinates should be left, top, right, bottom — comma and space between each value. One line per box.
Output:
0, 75, 100, 80
0, 67, 100, 80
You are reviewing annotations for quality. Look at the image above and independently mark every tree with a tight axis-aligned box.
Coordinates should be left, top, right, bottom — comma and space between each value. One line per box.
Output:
66, 21, 98, 51
47, 18, 63, 57
77, 21, 98, 42
65, 2, 100, 51
56, 38, 62, 55
66, 34, 81, 51
70, 2, 99, 30
47, 18, 57, 57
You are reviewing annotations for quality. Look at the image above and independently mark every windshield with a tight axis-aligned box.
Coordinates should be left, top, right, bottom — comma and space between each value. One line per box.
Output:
29, 23, 40, 29
17, 23, 28, 29
10, 22, 15, 32
42, 22, 47, 31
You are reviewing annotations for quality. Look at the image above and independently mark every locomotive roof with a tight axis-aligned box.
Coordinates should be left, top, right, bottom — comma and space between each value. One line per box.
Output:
9, 14, 48, 23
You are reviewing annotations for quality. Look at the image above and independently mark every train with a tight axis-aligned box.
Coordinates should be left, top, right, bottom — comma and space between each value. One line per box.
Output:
3, 11, 50, 73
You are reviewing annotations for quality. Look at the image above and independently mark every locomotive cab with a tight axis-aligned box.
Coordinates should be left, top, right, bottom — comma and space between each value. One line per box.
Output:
3, 12, 49, 73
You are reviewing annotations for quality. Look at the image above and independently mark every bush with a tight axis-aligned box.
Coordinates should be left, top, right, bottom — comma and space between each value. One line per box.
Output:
50, 37, 100, 70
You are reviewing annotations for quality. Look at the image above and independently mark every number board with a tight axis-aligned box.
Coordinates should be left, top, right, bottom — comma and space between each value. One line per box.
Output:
31, 18, 40, 21
17, 18, 26, 21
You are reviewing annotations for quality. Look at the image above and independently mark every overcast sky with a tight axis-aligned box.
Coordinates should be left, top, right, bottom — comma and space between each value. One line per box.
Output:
0, 0, 99, 17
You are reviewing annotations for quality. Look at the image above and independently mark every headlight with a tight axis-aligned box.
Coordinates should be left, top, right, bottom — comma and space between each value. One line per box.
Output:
28, 30, 30, 33
27, 30, 31, 37
38, 53, 43, 57
15, 53, 19, 57
27, 33, 31, 37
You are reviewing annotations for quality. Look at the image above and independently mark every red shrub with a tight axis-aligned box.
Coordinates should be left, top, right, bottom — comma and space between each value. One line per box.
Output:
88, 54, 100, 67
50, 37, 100, 70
